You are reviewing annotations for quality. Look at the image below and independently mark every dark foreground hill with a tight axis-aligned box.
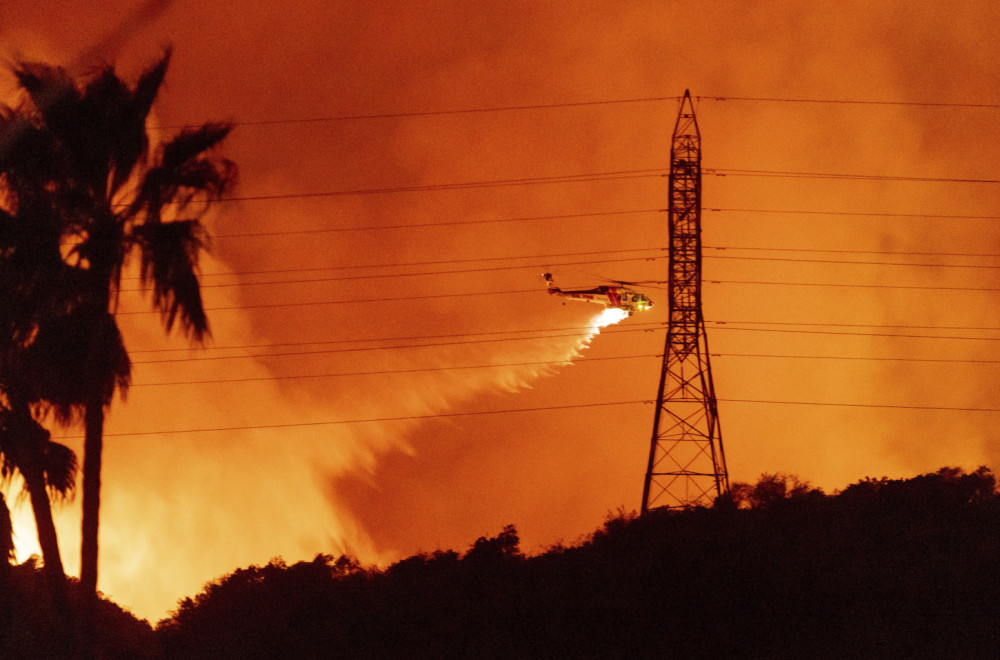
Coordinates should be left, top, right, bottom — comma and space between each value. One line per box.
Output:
0, 560, 155, 657
157, 467, 1000, 659
4, 467, 1000, 658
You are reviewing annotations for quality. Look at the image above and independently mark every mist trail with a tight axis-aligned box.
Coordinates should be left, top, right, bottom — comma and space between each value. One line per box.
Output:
19, 305, 633, 622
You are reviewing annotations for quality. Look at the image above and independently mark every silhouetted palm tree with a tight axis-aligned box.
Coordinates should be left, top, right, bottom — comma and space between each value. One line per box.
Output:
0, 117, 88, 600
0, 492, 13, 570
0, 398, 77, 585
3, 48, 235, 595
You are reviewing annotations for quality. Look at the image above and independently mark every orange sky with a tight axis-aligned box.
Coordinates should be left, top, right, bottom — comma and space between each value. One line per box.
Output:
3, 0, 1000, 622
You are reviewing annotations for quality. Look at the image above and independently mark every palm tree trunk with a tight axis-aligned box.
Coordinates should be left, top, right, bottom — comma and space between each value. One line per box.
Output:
22, 458, 72, 645
80, 399, 104, 595
10, 400, 69, 587
0, 492, 12, 571
23, 461, 67, 583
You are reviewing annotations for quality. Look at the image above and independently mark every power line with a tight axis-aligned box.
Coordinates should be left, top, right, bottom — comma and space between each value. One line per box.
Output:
131, 326, 657, 365
153, 96, 683, 129
128, 322, 663, 355
131, 353, 661, 387
112, 237, 1000, 296
48, 392, 1000, 440
705, 243, 1000, 259
119, 252, 669, 292
51, 399, 654, 439
208, 208, 664, 239
705, 254, 1000, 271
198, 165, 1000, 206
187, 165, 1000, 209
117, 275, 1000, 316
117, 286, 540, 316
116, 241, 1000, 286
153, 93, 1000, 133
173, 204, 1000, 243
720, 398, 1000, 413
714, 352, 1000, 365
705, 207, 1000, 222
215, 168, 667, 203
202, 242, 661, 276
120, 250, 999, 296
126, 318, 1000, 363
110, 166, 1000, 220
700, 95, 1000, 109
130, 349, 1000, 387
705, 168, 1000, 185
712, 320, 1000, 331
708, 279, 1000, 293
708, 325, 1000, 342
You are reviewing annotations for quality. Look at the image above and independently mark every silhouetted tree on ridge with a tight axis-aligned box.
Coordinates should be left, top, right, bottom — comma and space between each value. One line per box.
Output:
0, 556, 157, 657
155, 466, 1000, 658
727, 471, 823, 509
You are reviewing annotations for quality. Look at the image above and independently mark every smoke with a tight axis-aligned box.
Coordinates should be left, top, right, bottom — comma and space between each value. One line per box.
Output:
94, 290, 624, 617
70, 0, 175, 74
2, 0, 1000, 622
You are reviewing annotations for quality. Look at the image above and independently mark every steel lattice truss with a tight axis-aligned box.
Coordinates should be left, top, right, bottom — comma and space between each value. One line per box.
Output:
642, 91, 729, 513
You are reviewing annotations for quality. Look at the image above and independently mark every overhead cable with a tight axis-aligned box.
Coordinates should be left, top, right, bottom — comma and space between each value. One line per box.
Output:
49, 394, 1000, 440
131, 353, 662, 387
153, 95, 682, 129
700, 95, 1000, 109
52, 399, 654, 439
154, 93, 1000, 132
131, 326, 659, 365
127, 322, 664, 355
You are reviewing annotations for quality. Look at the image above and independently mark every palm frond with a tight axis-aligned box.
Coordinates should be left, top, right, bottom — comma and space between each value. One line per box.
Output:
12, 59, 156, 198
132, 47, 171, 124
0, 108, 61, 186
11, 62, 80, 140
0, 403, 43, 473
161, 123, 232, 172
135, 123, 235, 220
24, 304, 131, 414
0, 403, 73, 500
83, 67, 146, 194
43, 441, 77, 500
133, 219, 210, 340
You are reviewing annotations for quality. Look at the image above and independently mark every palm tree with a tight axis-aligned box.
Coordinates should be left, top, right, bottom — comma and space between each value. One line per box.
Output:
0, 398, 78, 589
3, 48, 235, 595
0, 491, 13, 570
0, 120, 87, 596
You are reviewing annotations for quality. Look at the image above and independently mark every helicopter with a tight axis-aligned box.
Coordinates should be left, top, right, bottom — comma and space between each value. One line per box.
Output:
543, 272, 654, 316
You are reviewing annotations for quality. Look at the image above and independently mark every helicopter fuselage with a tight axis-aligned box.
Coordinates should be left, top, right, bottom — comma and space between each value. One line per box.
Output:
544, 273, 653, 316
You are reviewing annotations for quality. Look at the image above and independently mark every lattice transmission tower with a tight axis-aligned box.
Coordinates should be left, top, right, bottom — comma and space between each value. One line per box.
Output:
642, 90, 729, 513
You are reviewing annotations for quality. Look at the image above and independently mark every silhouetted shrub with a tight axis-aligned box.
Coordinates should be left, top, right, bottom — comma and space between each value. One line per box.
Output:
0, 557, 156, 658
